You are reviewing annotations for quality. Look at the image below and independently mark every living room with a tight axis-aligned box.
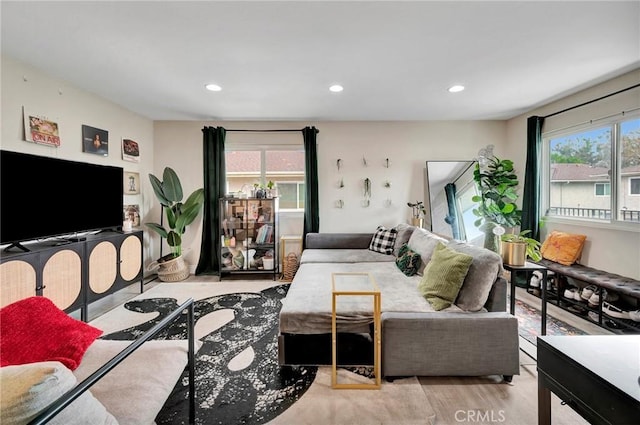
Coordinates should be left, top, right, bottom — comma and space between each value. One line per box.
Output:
1, 1, 639, 424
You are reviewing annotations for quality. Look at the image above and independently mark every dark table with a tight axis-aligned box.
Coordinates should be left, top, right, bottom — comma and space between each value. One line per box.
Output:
503, 261, 548, 335
537, 335, 640, 425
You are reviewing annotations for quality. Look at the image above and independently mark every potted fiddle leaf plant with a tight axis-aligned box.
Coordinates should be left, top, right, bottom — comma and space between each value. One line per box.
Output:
472, 145, 522, 253
146, 167, 204, 281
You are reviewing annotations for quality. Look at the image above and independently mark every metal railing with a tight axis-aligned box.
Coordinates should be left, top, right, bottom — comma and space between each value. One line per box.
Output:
548, 207, 640, 222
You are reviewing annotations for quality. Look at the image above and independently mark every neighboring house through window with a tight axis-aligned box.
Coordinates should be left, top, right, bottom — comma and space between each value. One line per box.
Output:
543, 116, 640, 224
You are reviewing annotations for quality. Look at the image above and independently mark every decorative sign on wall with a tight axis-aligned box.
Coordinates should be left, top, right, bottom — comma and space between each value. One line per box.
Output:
23, 108, 61, 147
123, 204, 141, 227
124, 171, 141, 195
122, 138, 140, 163
82, 124, 109, 156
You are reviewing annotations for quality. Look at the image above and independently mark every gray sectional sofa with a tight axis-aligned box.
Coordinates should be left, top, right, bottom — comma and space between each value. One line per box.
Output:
278, 225, 520, 382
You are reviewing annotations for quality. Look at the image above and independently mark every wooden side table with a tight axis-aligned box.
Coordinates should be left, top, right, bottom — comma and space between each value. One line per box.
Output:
503, 261, 549, 335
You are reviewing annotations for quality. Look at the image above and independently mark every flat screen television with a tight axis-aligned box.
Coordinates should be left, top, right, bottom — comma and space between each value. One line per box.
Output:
1, 150, 124, 247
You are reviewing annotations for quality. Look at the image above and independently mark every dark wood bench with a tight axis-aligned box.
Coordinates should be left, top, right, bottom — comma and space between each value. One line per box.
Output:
535, 259, 640, 333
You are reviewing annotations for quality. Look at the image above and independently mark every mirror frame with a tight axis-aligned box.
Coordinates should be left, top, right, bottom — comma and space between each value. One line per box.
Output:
424, 160, 477, 239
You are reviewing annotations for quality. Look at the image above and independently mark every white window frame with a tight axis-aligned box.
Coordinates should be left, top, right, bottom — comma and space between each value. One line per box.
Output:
630, 177, 640, 196
594, 182, 611, 197
224, 140, 305, 213
541, 113, 640, 231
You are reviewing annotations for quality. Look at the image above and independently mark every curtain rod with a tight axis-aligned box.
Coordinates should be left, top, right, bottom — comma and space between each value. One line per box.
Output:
543, 83, 640, 119
224, 129, 314, 133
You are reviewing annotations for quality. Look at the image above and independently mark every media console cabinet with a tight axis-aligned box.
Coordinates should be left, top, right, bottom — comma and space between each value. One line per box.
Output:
0, 230, 144, 321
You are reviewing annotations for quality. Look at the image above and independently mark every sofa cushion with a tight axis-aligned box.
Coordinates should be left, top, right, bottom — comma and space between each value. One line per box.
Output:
540, 230, 587, 266
301, 248, 395, 264
0, 361, 118, 425
0, 297, 103, 370
448, 241, 503, 312
418, 243, 473, 311
395, 243, 421, 276
369, 225, 397, 255
407, 228, 449, 275
73, 339, 198, 425
393, 223, 416, 256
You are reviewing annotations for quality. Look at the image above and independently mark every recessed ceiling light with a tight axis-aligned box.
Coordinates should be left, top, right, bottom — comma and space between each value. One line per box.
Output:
448, 85, 465, 93
329, 84, 344, 93
205, 83, 222, 92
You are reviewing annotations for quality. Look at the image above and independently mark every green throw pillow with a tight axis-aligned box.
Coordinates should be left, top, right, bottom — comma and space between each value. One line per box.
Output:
418, 242, 473, 311
395, 243, 421, 276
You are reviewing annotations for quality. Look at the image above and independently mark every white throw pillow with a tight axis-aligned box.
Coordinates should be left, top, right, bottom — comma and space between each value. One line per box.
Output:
0, 361, 118, 425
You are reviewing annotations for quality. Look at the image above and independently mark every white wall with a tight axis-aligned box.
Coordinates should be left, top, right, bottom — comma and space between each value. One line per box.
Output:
153, 120, 508, 268
506, 69, 640, 279
1, 55, 157, 271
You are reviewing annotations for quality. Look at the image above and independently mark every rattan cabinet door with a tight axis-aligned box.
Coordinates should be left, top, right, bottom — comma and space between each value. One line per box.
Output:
42, 248, 83, 311
120, 234, 142, 282
0, 258, 37, 308
88, 241, 118, 295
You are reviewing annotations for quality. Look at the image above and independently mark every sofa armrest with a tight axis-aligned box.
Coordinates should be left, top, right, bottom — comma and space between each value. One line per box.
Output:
381, 311, 519, 377
483, 276, 507, 312
305, 233, 373, 249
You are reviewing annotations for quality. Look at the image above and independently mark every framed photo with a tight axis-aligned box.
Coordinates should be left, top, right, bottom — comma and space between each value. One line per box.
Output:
124, 171, 141, 195
122, 138, 140, 163
82, 125, 109, 156
23, 108, 61, 147
123, 204, 141, 227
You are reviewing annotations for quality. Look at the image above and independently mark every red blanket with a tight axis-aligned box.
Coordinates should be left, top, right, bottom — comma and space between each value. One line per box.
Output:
1, 296, 102, 370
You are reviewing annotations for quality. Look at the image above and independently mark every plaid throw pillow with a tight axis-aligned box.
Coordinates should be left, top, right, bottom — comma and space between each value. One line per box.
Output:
369, 226, 398, 255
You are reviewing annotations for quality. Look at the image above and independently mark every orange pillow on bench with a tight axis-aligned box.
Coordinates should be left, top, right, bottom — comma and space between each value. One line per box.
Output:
540, 231, 587, 266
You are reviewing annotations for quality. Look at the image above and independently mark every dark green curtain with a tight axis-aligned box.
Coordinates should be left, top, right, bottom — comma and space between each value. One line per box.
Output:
521, 116, 545, 241
196, 126, 226, 275
444, 183, 461, 240
302, 126, 319, 248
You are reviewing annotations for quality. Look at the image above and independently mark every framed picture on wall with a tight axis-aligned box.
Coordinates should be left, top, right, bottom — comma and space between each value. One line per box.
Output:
124, 171, 141, 195
123, 204, 141, 227
82, 125, 109, 156
122, 138, 140, 163
23, 108, 61, 147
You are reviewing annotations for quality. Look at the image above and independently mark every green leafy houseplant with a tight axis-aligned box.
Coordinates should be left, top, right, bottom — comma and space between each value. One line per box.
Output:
501, 230, 542, 262
147, 167, 204, 259
472, 155, 521, 229
407, 201, 426, 219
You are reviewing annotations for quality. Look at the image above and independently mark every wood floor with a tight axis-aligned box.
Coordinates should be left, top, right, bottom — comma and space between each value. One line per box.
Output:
84, 276, 606, 425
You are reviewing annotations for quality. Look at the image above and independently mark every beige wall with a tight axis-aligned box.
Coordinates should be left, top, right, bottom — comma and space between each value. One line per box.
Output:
1, 55, 157, 271
153, 120, 508, 267
506, 69, 640, 279
5, 52, 637, 279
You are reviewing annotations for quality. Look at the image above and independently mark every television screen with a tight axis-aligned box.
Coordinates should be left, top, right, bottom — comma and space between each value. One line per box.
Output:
0, 150, 124, 245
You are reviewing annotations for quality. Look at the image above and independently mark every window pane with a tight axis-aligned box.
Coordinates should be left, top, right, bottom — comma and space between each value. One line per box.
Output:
548, 127, 611, 220
265, 150, 305, 210
225, 151, 261, 194
618, 118, 640, 222
298, 183, 306, 209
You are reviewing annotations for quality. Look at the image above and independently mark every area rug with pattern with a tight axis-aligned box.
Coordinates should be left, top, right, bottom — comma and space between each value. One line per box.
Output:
514, 298, 587, 345
89, 281, 435, 425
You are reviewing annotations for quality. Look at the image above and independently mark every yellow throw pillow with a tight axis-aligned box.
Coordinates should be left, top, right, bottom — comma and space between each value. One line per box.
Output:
418, 242, 473, 311
540, 231, 587, 266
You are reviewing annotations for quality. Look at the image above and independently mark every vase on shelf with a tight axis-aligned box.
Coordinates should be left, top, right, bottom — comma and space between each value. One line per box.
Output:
411, 218, 424, 228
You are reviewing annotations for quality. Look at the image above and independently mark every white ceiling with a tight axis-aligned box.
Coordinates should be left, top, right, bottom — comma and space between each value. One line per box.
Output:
2, 1, 639, 122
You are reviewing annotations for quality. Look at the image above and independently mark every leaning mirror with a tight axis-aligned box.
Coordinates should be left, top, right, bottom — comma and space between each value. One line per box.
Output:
424, 160, 480, 244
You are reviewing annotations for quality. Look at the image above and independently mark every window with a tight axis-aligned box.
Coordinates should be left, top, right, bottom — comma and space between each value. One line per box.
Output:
594, 183, 610, 196
544, 116, 640, 224
225, 149, 305, 211
631, 178, 640, 195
